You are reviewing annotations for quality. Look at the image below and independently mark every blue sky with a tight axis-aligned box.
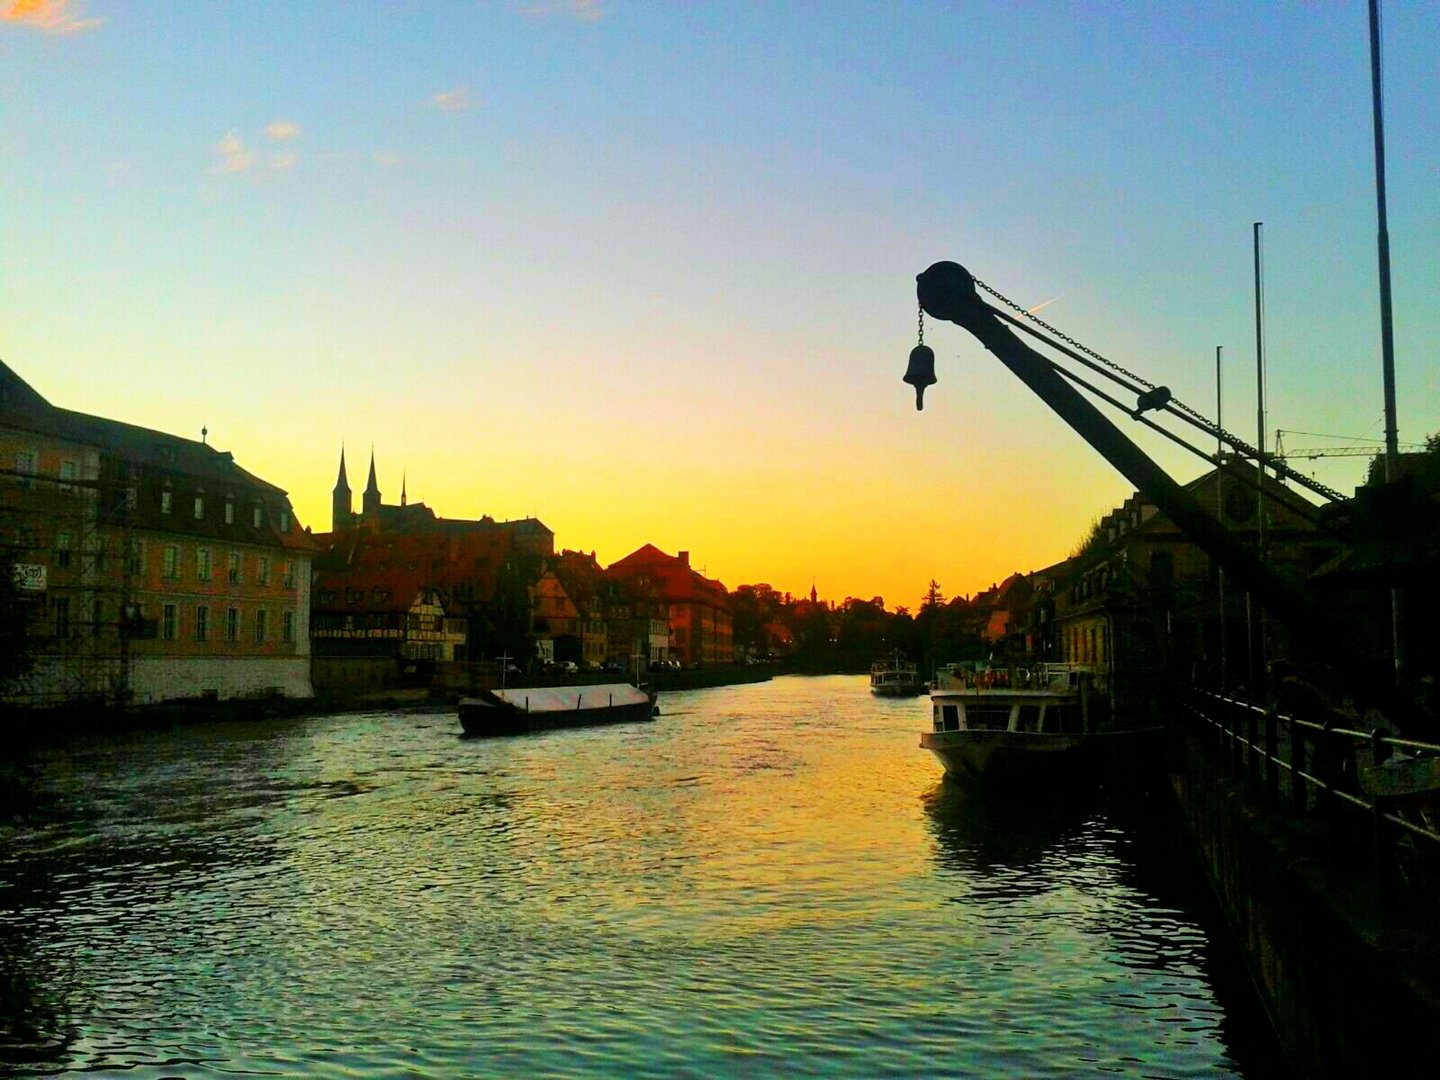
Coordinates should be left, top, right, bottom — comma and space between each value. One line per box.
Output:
3, 1, 1436, 606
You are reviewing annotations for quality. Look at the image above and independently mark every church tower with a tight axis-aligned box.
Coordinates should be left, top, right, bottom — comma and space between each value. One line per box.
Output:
363, 449, 382, 520
332, 446, 352, 531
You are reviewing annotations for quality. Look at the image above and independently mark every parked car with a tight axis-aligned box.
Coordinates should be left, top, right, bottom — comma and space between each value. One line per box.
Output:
558, 660, 578, 674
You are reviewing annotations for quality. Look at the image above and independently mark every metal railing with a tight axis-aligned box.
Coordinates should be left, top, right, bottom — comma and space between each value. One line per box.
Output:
1180, 687, 1440, 907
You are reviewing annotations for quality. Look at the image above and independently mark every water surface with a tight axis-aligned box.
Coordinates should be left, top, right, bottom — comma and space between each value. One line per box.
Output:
1, 676, 1284, 1077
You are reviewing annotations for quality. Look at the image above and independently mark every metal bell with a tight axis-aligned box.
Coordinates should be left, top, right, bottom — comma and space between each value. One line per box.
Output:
903, 344, 937, 410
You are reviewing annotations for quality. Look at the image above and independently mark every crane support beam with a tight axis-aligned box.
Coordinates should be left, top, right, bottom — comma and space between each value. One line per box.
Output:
914, 261, 1416, 728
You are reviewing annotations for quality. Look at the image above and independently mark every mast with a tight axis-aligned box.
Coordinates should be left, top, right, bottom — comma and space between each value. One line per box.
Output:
1369, 0, 1404, 684
1216, 345, 1227, 691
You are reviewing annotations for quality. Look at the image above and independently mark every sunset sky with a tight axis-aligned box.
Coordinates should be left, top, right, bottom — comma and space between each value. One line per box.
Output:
3, 1, 1437, 609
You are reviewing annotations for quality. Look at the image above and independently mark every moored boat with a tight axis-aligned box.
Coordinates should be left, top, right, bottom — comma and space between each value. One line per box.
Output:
920, 663, 1093, 785
870, 653, 925, 697
459, 682, 657, 737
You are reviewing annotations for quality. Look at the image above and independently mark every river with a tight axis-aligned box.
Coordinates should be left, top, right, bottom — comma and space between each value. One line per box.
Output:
1, 675, 1288, 1077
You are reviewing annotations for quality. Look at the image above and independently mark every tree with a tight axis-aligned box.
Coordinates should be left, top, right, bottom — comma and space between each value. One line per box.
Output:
920, 579, 945, 611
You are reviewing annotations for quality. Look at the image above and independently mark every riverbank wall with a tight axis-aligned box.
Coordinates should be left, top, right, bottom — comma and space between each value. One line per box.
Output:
1166, 728, 1439, 1078
3, 663, 777, 744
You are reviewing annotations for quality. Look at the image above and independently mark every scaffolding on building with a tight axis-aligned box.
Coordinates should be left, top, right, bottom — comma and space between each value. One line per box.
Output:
1, 460, 137, 708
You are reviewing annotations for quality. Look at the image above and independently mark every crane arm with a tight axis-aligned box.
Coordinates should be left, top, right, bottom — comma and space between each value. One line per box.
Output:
914, 260, 1414, 726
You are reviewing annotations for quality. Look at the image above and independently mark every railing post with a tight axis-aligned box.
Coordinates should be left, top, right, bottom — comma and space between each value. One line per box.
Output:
1370, 727, 1395, 911
1318, 720, 1338, 840
1372, 795, 1394, 913
1290, 718, 1307, 813
1246, 707, 1259, 785
1232, 702, 1244, 771
1264, 709, 1279, 802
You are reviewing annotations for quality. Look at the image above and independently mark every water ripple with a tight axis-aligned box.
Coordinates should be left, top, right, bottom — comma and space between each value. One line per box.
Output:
0, 678, 1280, 1077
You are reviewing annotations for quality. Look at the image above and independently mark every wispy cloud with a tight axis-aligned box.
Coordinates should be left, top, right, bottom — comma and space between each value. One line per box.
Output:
374, 150, 401, 168
431, 86, 472, 113
2, 0, 100, 34
264, 119, 302, 143
271, 152, 299, 172
211, 131, 255, 174
522, 0, 604, 22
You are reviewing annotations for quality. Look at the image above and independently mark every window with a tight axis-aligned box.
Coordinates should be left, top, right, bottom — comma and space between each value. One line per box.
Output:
194, 495, 204, 519
15, 450, 37, 489
54, 596, 71, 638
59, 459, 77, 492
196, 605, 209, 642
279, 510, 291, 532
56, 532, 72, 568
224, 500, 234, 524
252, 506, 263, 528
257, 556, 271, 586
197, 548, 212, 581
254, 609, 267, 643
282, 561, 294, 589
282, 610, 294, 643
124, 486, 137, 510
163, 545, 179, 579
345, 588, 362, 605
226, 607, 239, 643
163, 604, 177, 641
128, 539, 146, 575
161, 489, 173, 514
228, 551, 240, 584
92, 600, 104, 635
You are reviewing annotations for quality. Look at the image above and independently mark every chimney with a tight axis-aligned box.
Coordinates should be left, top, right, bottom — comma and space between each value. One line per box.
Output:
678, 550, 689, 566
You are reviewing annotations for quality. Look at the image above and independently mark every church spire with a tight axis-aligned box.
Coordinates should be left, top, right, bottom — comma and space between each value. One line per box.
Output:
334, 444, 350, 494
362, 447, 382, 519
331, 444, 353, 531
401, 470, 407, 507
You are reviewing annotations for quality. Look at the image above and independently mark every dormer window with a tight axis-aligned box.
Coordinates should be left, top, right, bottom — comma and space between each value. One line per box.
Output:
161, 488, 173, 514
194, 495, 204, 520
252, 505, 263, 529
224, 500, 234, 525
279, 509, 291, 532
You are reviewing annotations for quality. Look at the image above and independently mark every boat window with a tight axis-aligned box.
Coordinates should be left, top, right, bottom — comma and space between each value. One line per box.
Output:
967, 707, 1010, 732
941, 705, 960, 732
1016, 705, 1041, 733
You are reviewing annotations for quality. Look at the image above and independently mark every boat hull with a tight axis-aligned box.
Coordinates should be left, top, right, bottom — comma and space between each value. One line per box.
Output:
871, 682, 925, 697
919, 728, 1090, 787
459, 685, 657, 737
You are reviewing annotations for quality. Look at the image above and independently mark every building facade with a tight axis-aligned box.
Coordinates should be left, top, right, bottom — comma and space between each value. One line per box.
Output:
606, 545, 733, 665
1, 360, 315, 706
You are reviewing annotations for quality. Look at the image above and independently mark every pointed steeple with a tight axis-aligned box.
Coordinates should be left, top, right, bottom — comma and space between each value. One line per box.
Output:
362, 447, 382, 519
401, 470, 407, 507
334, 445, 351, 494
331, 444, 353, 531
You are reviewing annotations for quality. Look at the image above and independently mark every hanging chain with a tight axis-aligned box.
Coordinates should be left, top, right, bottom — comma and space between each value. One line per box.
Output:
917, 304, 925, 347
970, 276, 1343, 502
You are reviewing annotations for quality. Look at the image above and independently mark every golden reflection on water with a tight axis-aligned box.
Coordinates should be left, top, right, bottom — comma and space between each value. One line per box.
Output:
0, 676, 1278, 1078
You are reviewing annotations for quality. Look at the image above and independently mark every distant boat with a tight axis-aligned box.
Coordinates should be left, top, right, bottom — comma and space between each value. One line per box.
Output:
919, 663, 1093, 785
459, 682, 657, 737
870, 653, 925, 697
